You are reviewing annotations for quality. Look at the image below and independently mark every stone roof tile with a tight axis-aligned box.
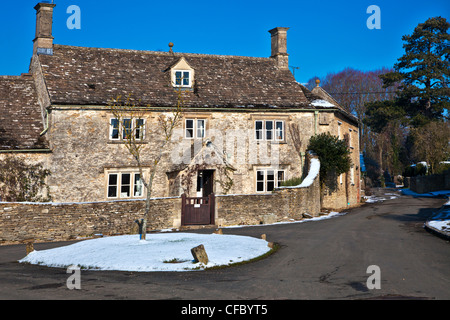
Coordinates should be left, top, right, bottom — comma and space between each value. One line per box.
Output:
0, 76, 48, 150
38, 45, 312, 109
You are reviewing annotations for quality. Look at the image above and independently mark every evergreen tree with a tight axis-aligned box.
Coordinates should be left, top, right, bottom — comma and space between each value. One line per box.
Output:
380, 16, 450, 126
307, 132, 352, 187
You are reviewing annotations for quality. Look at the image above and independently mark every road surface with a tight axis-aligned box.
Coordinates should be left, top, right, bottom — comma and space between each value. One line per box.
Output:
0, 191, 448, 301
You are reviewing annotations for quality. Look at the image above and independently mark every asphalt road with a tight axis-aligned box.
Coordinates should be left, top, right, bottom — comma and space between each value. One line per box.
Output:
0, 191, 449, 301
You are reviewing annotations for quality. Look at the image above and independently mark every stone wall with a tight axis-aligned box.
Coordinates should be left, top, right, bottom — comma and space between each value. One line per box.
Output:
0, 197, 181, 245
216, 172, 321, 226
410, 171, 450, 194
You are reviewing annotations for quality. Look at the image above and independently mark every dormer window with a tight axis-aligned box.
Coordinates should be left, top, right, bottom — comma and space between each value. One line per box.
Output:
175, 70, 191, 87
170, 57, 194, 88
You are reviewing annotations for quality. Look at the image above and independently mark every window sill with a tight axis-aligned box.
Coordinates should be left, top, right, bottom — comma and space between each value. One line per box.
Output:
108, 140, 148, 145
255, 140, 287, 144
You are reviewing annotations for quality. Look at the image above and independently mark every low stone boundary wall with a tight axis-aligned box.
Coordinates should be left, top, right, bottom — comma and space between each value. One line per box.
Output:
0, 198, 181, 245
216, 176, 320, 226
1, 157, 322, 245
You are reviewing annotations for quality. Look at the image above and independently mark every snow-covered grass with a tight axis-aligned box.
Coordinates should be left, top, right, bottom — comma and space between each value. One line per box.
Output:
18, 211, 348, 272
19, 233, 272, 272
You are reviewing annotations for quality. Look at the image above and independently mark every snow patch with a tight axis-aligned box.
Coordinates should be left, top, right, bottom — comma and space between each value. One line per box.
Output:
19, 233, 271, 272
278, 158, 320, 189
311, 99, 335, 107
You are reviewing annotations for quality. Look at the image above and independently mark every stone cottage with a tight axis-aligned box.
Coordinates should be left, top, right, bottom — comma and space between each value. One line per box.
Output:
1, 3, 360, 212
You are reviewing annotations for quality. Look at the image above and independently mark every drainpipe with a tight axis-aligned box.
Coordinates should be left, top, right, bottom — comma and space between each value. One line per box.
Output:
314, 111, 319, 135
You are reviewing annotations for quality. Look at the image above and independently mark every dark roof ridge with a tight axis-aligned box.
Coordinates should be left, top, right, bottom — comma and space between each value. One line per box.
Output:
52, 44, 273, 61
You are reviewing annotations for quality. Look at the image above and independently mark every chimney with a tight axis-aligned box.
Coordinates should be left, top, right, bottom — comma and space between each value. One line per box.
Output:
268, 27, 289, 70
33, 2, 56, 56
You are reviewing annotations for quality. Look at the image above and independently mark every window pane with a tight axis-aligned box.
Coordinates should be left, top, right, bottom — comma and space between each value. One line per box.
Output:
109, 174, 118, 186
123, 119, 132, 139
267, 170, 275, 191
121, 173, 131, 197
256, 170, 265, 192
186, 119, 194, 138
267, 170, 275, 181
110, 119, 119, 140
134, 174, 143, 197
276, 121, 284, 140
197, 119, 205, 138
266, 121, 273, 140
108, 186, 117, 198
175, 71, 182, 85
121, 173, 131, 185
135, 119, 144, 140
121, 185, 130, 197
277, 171, 285, 187
255, 121, 263, 140
257, 170, 264, 181
108, 174, 118, 198
183, 71, 190, 86
257, 182, 265, 192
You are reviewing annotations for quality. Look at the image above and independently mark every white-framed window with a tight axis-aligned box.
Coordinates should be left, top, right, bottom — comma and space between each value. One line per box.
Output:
174, 70, 192, 87
255, 120, 284, 141
185, 118, 206, 139
109, 118, 145, 141
256, 169, 285, 192
107, 172, 144, 199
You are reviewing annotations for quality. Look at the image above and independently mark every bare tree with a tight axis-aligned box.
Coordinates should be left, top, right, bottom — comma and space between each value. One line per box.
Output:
109, 90, 185, 240
410, 121, 450, 174
288, 123, 305, 174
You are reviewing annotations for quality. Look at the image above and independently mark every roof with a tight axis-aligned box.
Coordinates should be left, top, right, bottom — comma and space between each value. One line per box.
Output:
310, 82, 359, 124
311, 84, 345, 111
0, 75, 49, 151
37, 44, 325, 109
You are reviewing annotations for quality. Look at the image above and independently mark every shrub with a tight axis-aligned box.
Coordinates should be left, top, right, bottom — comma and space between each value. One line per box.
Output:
280, 177, 303, 187
307, 132, 352, 186
0, 156, 51, 202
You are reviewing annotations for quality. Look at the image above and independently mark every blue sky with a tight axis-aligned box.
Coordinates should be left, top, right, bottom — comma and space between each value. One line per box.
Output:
1, 0, 448, 84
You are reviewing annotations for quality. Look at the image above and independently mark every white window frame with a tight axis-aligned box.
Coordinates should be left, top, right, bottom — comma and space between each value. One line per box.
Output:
109, 118, 146, 141
275, 120, 284, 141
255, 120, 285, 142
173, 70, 192, 88
256, 169, 286, 193
185, 118, 206, 139
107, 171, 145, 199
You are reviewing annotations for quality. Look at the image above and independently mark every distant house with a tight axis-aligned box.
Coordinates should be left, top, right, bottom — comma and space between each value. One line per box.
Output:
0, 2, 360, 211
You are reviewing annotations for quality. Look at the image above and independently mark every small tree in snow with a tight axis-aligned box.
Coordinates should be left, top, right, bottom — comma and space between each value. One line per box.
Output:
109, 91, 185, 240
